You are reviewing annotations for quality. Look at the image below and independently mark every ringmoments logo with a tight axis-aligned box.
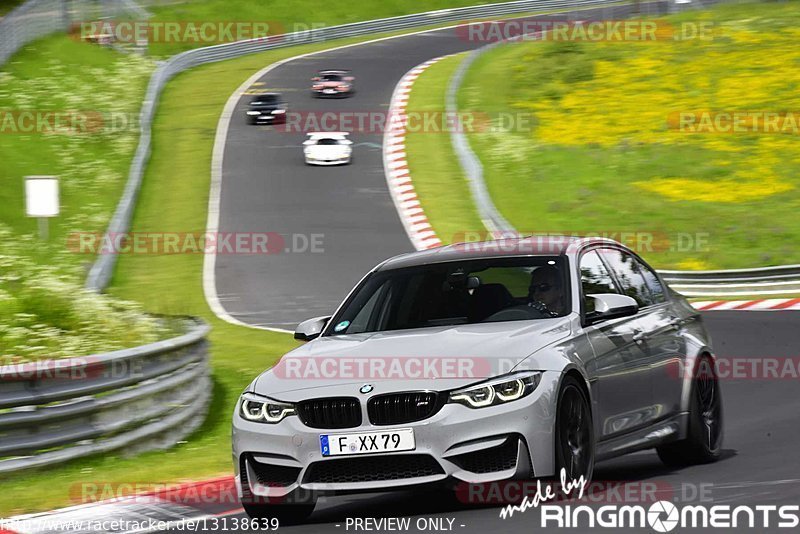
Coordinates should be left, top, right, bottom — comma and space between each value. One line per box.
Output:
498, 469, 800, 531
534, 502, 800, 531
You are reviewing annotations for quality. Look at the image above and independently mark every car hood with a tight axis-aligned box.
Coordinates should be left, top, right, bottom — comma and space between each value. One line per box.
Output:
252, 318, 572, 400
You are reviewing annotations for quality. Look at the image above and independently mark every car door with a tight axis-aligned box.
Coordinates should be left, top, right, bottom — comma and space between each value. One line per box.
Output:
601, 248, 685, 422
634, 257, 686, 419
579, 249, 655, 441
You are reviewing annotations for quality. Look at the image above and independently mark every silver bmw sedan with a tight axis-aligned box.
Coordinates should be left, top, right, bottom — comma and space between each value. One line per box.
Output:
232, 236, 723, 522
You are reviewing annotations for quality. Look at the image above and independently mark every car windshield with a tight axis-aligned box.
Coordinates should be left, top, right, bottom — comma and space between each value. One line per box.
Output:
317, 138, 342, 145
250, 95, 279, 105
327, 257, 569, 335
320, 73, 343, 81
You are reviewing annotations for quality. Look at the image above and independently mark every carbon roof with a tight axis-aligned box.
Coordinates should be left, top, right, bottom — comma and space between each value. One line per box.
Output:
376, 235, 607, 271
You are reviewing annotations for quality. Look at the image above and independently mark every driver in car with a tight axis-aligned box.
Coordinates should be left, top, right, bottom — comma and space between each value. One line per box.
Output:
527, 265, 565, 317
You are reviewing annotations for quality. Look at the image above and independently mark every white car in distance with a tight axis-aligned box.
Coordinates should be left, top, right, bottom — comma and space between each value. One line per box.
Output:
303, 132, 353, 166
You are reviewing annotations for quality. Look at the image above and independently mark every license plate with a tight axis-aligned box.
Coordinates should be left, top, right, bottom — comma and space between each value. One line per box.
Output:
320, 428, 415, 457
323, 89, 336, 94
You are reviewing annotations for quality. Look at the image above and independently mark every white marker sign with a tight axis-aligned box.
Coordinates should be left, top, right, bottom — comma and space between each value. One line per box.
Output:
25, 176, 59, 217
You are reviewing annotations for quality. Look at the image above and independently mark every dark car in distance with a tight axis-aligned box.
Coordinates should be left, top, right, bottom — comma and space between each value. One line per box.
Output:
245, 92, 288, 125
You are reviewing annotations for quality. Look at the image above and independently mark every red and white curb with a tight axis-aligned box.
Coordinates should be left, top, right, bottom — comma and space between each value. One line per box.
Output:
1, 477, 240, 533
691, 298, 800, 311
383, 56, 453, 252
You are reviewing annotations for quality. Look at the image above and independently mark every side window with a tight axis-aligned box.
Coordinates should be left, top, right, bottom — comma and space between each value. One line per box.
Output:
579, 250, 619, 313
601, 248, 654, 308
637, 261, 667, 304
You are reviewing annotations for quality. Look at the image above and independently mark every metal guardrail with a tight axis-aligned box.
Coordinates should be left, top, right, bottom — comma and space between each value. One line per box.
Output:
0, 0, 149, 67
83, 0, 634, 291
0, 319, 210, 474
445, 0, 800, 298
660, 265, 800, 297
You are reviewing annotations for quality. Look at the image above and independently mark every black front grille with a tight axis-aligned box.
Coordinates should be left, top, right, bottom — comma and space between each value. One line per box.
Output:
367, 391, 442, 425
296, 397, 361, 429
304, 454, 444, 484
449, 438, 519, 474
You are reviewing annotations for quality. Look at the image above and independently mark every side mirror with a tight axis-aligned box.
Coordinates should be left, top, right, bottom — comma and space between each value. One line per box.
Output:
294, 316, 330, 341
302, 139, 315, 146
311, 77, 320, 81
585, 294, 638, 325
341, 139, 353, 145
344, 76, 355, 81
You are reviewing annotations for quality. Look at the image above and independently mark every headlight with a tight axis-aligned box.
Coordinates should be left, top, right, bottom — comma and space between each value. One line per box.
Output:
272, 109, 286, 115
246, 111, 260, 116
448, 371, 541, 409
239, 393, 295, 423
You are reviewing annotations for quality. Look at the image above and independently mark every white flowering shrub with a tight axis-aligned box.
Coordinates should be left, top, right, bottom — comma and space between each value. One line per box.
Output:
0, 45, 167, 362
0, 225, 171, 362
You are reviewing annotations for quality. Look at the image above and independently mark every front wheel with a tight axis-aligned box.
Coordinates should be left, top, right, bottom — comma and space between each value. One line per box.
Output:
657, 355, 723, 466
554, 376, 595, 483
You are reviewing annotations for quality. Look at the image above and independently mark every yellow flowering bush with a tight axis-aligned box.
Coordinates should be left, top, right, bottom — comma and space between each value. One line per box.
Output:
459, 1, 800, 268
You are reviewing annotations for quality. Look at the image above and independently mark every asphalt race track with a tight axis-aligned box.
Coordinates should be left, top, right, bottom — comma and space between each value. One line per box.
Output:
207, 4, 800, 533
213, 4, 662, 330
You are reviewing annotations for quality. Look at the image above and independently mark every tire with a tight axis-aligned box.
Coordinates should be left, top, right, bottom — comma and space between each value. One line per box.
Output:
554, 375, 595, 483
242, 500, 316, 525
657, 355, 723, 467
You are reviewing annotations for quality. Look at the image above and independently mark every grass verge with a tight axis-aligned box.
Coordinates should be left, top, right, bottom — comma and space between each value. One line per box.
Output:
455, 0, 800, 270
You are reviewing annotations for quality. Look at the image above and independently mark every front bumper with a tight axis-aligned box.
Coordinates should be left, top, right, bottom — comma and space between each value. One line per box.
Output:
232, 371, 560, 499
305, 156, 351, 166
312, 88, 351, 98
246, 113, 286, 124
